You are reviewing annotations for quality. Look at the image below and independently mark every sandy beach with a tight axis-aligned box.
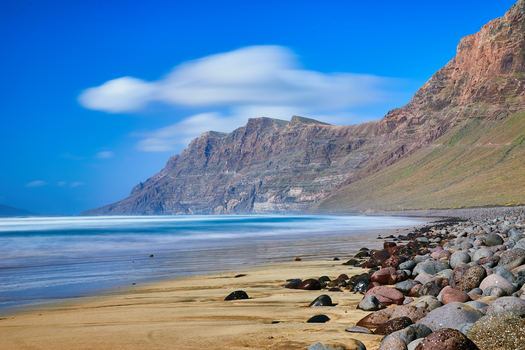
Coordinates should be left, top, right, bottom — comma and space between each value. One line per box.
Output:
0, 260, 382, 350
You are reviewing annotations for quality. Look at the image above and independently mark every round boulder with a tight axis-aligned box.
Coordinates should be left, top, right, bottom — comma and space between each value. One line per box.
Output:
483, 234, 503, 247
375, 316, 413, 335
479, 274, 516, 295
309, 294, 334, 307
365, 286, 405, 306
417, 302, 483, 331
450, 251, 471, 269
486, 296, 525, 317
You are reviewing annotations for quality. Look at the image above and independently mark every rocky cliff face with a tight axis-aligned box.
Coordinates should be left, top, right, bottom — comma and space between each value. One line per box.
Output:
83, 0, 524, 215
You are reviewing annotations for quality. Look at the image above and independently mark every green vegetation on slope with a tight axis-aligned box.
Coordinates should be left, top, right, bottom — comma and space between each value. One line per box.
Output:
317, 111, 525, 211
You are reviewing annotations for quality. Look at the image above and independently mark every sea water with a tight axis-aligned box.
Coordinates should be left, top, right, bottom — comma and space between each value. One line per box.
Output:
0, 215, 423, 313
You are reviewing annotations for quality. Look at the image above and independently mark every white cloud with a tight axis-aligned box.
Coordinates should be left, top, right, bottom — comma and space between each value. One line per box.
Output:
70, 182, 85, 188
80, 45, 397, 152
26, 180, 47, 188
79, 46, 388, 113
57, 181, 67, 187
95, 151, 114, 159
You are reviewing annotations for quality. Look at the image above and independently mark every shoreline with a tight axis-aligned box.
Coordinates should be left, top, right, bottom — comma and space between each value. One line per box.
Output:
1, 207, 523, 350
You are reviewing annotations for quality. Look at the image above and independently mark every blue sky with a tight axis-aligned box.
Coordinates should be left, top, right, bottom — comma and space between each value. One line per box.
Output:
0, 0, 517, 215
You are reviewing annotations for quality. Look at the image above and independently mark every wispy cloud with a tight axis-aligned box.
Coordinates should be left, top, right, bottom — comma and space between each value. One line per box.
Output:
70, 181, 85, 188
95, 151, 114, 159
26, 180, 47, 188
80, 45, 396, 152
79, 46, 388, 114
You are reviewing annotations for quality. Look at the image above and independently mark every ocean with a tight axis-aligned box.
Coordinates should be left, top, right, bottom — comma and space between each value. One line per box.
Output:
0, 215, 423, 314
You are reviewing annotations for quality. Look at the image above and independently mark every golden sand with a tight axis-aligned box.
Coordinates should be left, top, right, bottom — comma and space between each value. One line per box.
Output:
0, 260, 382, 350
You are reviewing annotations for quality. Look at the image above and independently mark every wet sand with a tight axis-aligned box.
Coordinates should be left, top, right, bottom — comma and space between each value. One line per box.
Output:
0, 260, 382, 350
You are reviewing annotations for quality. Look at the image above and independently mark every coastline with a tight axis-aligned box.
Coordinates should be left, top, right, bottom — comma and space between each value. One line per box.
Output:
1, 206, 524, 350
0, 260, 383, 350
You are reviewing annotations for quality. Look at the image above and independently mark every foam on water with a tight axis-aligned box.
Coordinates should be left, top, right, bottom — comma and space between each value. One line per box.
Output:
0, 215, 423, 313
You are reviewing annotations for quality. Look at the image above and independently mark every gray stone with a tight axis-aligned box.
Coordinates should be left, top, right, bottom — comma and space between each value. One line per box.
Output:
473, 248, 494, 261
508, 228, 524, 242
435, 269, 453, 280
480, 273, 516, 295
494, 266, 515, 283
417, 302, 483, 331
399, 260, 416, 271
413, 255, 431, 264
413, 260, 449, 276
414, 272, 433, 285
498, 248, 525, 266
457, 322, 474, 335
465, 300, 489, 311
380, 324, 432, 349
396, 280, 420, 294
484, 233, 504, 246
308, 343, 350, 350
486, 296, 525, 317
406, 338, 423, 350
413, 295, 442, 311
358, 294, 384, 311
468, 288, 482, 295
416, 237, 429, 244
516, 238, 525, 250
482, 286, 506, 297
450, 251, 471, 269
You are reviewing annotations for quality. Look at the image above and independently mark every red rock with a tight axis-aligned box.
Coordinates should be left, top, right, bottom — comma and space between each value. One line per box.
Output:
388, 246, 402, 256
382, 255, 403, 269
371, 267, 398, 285
355, 305, 427, 329
375, 316, 413, 335
441, 286, 470, 304
337, 273, 349, 281
367, 281, 381, 291
415, 328, 479, 349
365, 286, 404, 305
297, 279, 321, 290
431, 250, 452, 260
384, 242, 397, 249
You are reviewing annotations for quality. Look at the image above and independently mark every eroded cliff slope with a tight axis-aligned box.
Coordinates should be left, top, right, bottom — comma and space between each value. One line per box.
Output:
84, 0, 524, 215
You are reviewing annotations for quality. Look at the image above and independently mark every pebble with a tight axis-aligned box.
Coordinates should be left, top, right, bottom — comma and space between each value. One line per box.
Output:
306, 314, 330, 323
358, 294, 385, 311
224, 290, 249, 301
309, 295, 335, 307
365, 286, 405, 305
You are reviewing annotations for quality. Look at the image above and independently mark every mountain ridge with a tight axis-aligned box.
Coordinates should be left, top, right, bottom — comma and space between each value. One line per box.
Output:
83, 0, 524, 216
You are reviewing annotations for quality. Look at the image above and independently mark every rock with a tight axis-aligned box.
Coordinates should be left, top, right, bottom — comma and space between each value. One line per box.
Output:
345, 326, 374, 334
417, 302, 483, 331
482, 286, 506, 297
435, 269, 453, 280
484, 233, 503, 247
380, 324, 432, 349
451, 264, 470, 288
499, 248, 525, 266
473, 248, 493, 262
308, 342, 361, 350
413, 295, 442, 312
396, 280, 421, 294
516, 238, 525, 250
399, 260, 416, 270
309, 295, 334, 307
419, 280, 444, 297
358, 294, 385, 311
457, 266, 487, 292
467, 314, 525, 350
414, 328, 479, 350
413, 260, 450, 276
479, 274, 516, 295
365, 286, 405, 305
372, 267, 399, 285
407, 339, 423, 350
356, 305, 427, 329
464, 300, 488, 311
383, 256, 404, 269
318, 276, 331, 282
298, 279, 322, 290
375, 316, 414, 335
352, 278, 370, 294
284, 279, 302, 289
486, 296, 525, 317
338, 274, 349, 280
508, 229, 525, 242
450, 251, 471, 269
306, 314, 330, 323
493, 266, 515, 283
414, 272, 433, 285
224, 290, 249, 300
440, 286, 470, 304
468, 288, 482, 295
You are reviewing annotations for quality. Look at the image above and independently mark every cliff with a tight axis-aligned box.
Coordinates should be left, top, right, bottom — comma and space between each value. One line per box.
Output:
83, 0, 524, 215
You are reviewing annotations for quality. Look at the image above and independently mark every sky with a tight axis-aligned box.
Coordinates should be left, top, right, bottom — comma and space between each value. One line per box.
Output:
0, 0, 518, 215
